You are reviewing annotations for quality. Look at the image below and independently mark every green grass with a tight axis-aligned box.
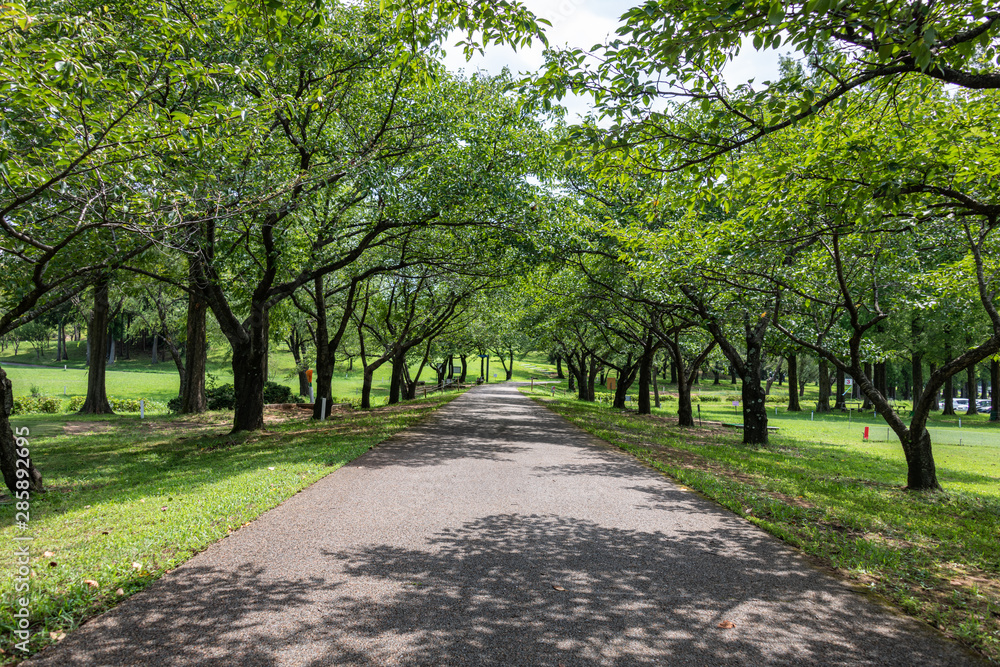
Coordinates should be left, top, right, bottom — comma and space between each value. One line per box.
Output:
0, 392, 462, 663
1, 341, 508, 411
523, 386, 1000, 663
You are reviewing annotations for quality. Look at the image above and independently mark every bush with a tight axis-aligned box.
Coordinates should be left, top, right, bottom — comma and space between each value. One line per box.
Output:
334, 396, 363, 409
206, 383, 236, 410
167, 396, 182, 413
68, 395, 86, 412
12, 395, 60, 414
264, 381, 301, 404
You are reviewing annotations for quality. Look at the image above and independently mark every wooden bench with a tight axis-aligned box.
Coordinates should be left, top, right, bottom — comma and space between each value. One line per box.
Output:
722, 423, 779, 432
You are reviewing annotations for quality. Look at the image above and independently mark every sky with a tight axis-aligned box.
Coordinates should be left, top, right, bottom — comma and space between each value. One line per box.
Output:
441, 0, 787, 120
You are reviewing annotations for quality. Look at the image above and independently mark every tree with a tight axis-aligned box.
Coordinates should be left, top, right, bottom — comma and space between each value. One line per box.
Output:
535, 1, 1000, 172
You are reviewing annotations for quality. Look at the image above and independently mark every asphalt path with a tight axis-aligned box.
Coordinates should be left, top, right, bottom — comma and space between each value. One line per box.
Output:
29, 383, 981, 666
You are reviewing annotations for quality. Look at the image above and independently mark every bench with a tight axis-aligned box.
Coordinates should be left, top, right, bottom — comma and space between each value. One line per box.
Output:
722, 423, 779, 432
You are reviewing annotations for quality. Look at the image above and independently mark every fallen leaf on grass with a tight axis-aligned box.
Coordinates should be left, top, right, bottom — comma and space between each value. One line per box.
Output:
43, 551, 54, 557
160, 506, 168, 511
48, 561, 58, 567
84, 579, 99, 588
49, 632, 66, 641
552, 585, 566, 591
116, 588, 125, 596
718, 620, 736, 629
132, 562, 142, 570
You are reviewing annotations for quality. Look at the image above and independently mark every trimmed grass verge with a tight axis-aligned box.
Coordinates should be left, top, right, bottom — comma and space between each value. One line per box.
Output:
0, 392, 461, 664
523, 389, 1000, 664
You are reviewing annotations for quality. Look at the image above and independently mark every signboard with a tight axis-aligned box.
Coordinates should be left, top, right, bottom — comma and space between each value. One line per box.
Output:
844, 378, 853, 386
607, 377, 617, 392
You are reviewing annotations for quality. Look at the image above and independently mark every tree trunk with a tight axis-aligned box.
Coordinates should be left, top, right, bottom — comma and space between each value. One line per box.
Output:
180, 280, 208, 414
834, 366, 846, 410
80, 276, 113, 414
991, 360, 999, 423
612, 356, 638, 409
912, 352, 924, 404
927, 362, 939, 411
576, 355, 589, 401
555, 355, 564, 379
942, 373, 955, 416
861, 362, 873, 409
787, 354, 801, 411
507, 349, 514, 381
637, 336, 654, 415
741, 339, 769, 445
151, 334, 159, 364
652, 355, 661, 409
388, 350, 405, 405
904, 427, 940, 490
586, 355, 599, 401
361, 370, 374, 409
670, 361, 677, 385
1, 367, 44, 496
966, 361, 978, 415
314, 333, 334, 419
875, 361, 888, 399
230, 303, 268, 432
459, 354, 468, 383
816, 359, 831, 412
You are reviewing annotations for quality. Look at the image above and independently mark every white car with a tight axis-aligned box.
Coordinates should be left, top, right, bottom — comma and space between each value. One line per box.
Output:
977, 399, 992, 412
939, 398, 969, 411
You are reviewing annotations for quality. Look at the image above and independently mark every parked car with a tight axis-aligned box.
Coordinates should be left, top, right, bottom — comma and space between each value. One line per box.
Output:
939, 398, 969, 411
977, 399, 992, 412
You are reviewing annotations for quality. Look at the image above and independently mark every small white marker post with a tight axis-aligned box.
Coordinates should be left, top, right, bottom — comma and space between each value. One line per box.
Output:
309, 386, 314, 403
811, 411, 814, 421
140, 399, 145, 419
320, 397, 327, 421
63, 365, 66, 371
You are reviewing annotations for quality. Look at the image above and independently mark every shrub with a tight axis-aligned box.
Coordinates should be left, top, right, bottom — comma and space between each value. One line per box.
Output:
206, 383, 236, 410
263, 381, 301, 404
12, 395, 60, 414
68, 396, 86, 412
334, 396, 363, 409
167, 396, 183, 413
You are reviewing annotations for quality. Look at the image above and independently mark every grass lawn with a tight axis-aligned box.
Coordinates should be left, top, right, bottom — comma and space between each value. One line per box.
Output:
0, 392, 463, 664
522, 385, 1000, 664
1, 343, 560, 413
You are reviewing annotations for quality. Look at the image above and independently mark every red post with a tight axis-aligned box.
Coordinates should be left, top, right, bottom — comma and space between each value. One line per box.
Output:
863, 426, 869, 441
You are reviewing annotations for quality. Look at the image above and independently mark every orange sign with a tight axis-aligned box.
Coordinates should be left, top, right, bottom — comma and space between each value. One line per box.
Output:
607, 376, 617, 392
306, 369, 313, 384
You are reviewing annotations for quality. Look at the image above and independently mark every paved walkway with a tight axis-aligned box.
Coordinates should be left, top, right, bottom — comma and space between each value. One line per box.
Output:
30, 384, 980, 666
